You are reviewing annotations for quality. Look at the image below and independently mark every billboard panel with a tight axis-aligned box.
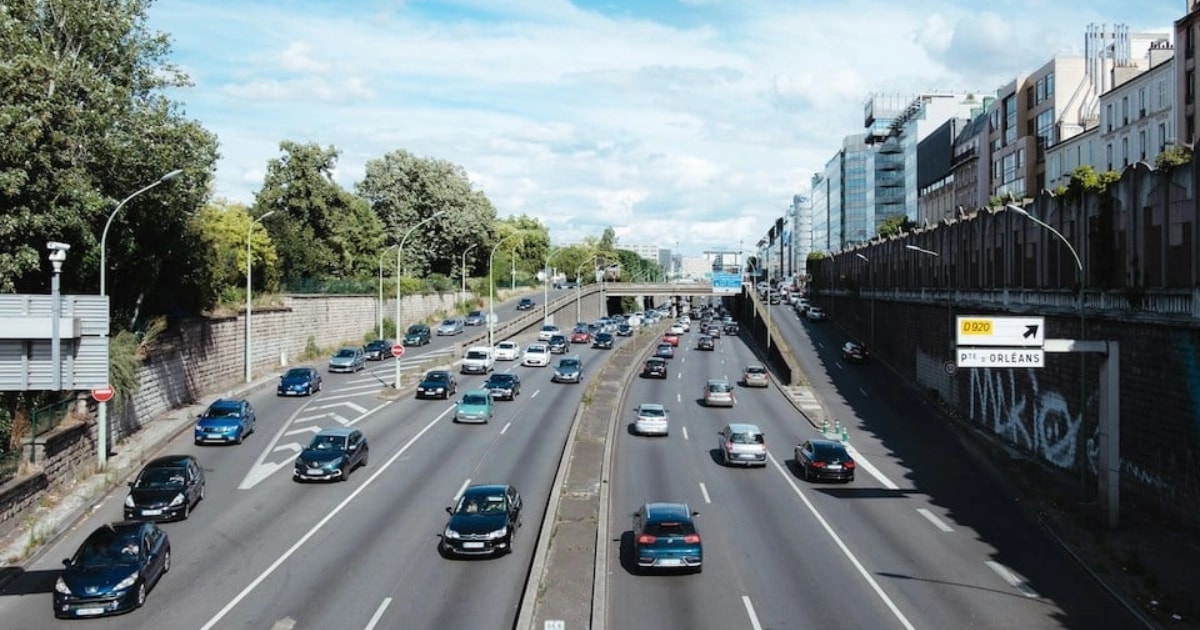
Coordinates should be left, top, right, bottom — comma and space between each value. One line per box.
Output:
0, 295, 109, 391
711, 272, 742, 294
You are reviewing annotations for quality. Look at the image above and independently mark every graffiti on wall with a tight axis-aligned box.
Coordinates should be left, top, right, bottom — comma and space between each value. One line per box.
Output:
968, 367, 1093, 470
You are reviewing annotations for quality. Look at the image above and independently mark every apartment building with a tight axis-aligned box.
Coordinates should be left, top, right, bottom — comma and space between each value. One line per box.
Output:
790, 193, 812, 276
917, 117, 971, 224
809, 171, 830, 253
951, 109, 992, 212
1176, 1, 1200, 145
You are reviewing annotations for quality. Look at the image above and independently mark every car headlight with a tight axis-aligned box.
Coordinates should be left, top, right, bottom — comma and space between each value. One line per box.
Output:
486, 527, 508, 540
194, 423, 204, 432
124, 494, 135, 508
54, 576, 71, 595
114, 572, 139, 591
169, 493, 185, 507
443, 528, 461, 539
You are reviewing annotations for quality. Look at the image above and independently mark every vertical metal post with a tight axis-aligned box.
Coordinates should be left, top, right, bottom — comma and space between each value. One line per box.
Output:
1098, 341, 1120, 529
50, 263, 62, 391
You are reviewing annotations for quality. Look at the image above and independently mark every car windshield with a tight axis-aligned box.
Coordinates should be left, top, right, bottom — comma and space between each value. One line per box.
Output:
488, 375, 514, 385
730, 432, 764, 444
408, 325, 427, 334
469, 311, 482, 317
456, 494, 507, 514
441, 319, 457, 326
466, 351, 488, 359
425, 372, 448, 382
560, 360, 580, 369
134, 467, 186, 489
463, 394, 490, 406
708, 382, 732, 393
76, 530, 141, 567
205, 403, 240, 418
639, 406, 666, 418
309, 435, 346, 452
284, 368, 309, 379
335, 349, 356, 358
551, 336, 566, 343
542, 326, 557, 332
644, 521, 696, 537
647, 359, 665, 366
527, 345, 546, 353
814, 443, 848, 460
498, 342, 516, 349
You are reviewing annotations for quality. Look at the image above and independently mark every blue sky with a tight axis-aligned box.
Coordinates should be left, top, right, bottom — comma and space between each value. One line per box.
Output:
147, 0, 1182, 256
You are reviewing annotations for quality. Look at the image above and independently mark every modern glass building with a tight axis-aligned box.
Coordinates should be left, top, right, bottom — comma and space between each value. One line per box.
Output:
841, 134, 874, 246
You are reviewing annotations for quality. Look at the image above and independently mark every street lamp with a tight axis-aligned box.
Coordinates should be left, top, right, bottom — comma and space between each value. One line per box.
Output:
48, 242, 70, 392
489, 232, 525, 350
542, 247, 567, 324
394, 210, 447, 389
855, 253, 874, 349
461, 243, 479, 303
377, 244, 399, 339
245, 210, 277, 383
97, 168, 183, 470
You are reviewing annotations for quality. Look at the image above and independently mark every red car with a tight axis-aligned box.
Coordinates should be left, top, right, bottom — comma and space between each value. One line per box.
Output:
570, 329, 592, 344
662, 333, 680, 347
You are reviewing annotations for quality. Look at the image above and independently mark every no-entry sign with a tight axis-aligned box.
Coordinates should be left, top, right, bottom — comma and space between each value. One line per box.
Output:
92, 385, 114, 403
391, 343, 406, 358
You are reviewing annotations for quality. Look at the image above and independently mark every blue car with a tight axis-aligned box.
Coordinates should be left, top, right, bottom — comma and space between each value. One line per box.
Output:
277, 367, 322, 396
193, 398, 256, 445
632, 502, 703, 574
54, 521, 171, 619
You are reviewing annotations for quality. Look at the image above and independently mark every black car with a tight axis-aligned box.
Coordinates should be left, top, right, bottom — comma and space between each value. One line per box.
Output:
440, 484, 522, 557
404, 324, 432, 346
124, 455, 205, 522
841, 341, 870, 363
483, 372, 521, 400
592, 332, 615, 349
548, 334, 569, 354
54, 521, 171, 619
363, 339, 393, 361
642, 357, 668, 379
277, 367, 322, 396
794, 439, 857, 482
723, 322, 740, 334
417, 370, 458, 399
516, 297, 535, 311
293, 428, 369, 482
616, 323, 633, 336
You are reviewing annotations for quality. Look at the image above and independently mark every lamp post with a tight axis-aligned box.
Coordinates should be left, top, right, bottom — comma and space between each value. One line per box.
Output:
461, 243, 479, 304
489, 232, 525, 350
855, 253, 874, 349
97, 168, 183, 471
542, 247, 566, 324
394, 210, 447, 389
245, 210, 277, 383
377, 244, 399, 339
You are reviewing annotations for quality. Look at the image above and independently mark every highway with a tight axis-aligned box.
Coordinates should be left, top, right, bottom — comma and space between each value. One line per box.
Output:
603, 300, 1143, 629
0, 290, 621, 630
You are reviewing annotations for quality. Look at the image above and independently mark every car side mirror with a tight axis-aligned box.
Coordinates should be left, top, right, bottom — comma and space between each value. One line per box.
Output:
445, 506, 453, 514
62, 558, 71, 567
692, 511, 700, 517
127, 481, 135, 488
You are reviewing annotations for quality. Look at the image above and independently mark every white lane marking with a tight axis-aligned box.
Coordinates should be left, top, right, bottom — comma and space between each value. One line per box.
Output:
767, 452, 916, 630
917, 508, 954, 532
985, 561, 1039, 598
271, 618, 296, 630
271, 443, 301, 456
682, 426, 689, 441
312, 389, 378, 401
842, 442, 899, 490
201, 411, 448, 630
699, 482, 712, 504
308, 401, 368, 414
283, 426, 322, 438
677, 371, 682, 379
364, 597, 392, 630
500, 422, 511, 435
454, 478, 471, 502
742, 596, 763, 630
531, 389, 540, 399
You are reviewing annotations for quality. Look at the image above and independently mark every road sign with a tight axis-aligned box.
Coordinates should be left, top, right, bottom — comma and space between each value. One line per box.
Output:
711, 272, 742, 294
391, 343, 405, 358
956, 348, 1045, 368
91, 385, 114, 402
955, 315, 1045, 347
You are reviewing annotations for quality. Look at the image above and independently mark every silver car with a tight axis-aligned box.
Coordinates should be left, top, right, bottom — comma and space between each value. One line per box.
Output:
742, 365, 770, 388
633, 403, 669, 436
328, 347, 366, 373
702, 379, 735, 407
437, 318, 465, 335
717, 423, 767, 467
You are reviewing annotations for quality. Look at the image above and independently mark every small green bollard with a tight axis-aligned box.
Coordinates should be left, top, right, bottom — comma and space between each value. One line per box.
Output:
841, 425, 849, 442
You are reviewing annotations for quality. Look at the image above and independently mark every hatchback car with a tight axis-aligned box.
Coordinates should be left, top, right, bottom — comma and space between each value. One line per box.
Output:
494, 340, 521, 361
742, 365, 770, 388
440, 484, 522, 557
55, 521, 171, 619
437, 318, 465, 335
641, 357, 668, 379
668, 323, 686, 336
632, 502, 702, 573
516, 297, 535, 311
277, 367, 322, 396
404, 324, 432, 346
696, 335, 715, 351
795, 439, 857, 482
655, 344, 675, 359
661, 332, 680, 347
465, 310, 487, 326
806, 306, 828, 322
362, 339, 393, 361
194, 398, 256, 445
293, 428, 369, 482
454, 389, 495, 423
592, 332, 615, 349
706, 325, 722, 338
538, 324, 561, 341
717, 423, 767, 467
552, 357, 583, 383
702, 379, 735, 407
416, 370, 457, 399
483, 373, 521, 400
842, 341, 870, 363
616, 323, 633, 336
522, 343, 551, 367
570, 327, 592, 344
328, 347, 366, 373
633, 403, 669, 436
548, 334, 569, 353
723, 321, 740, 334
124, 455, 205, 522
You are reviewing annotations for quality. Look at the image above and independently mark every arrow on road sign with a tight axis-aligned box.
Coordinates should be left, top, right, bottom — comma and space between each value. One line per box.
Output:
1023, 325, 1039, 339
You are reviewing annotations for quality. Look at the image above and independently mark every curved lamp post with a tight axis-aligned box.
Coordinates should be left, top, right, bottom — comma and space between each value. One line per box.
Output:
97, 168, 183, 470
461, 243, 479, 304
245, 210, 277, 384
377, 244, 399, 339
393, 210, 447, 389
489, 232, 525, 350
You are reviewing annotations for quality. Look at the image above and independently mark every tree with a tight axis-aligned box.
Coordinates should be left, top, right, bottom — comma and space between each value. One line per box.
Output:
191, 200, 279, 301
498, 214, 550, 275
877, 214, 917, 238
1155, 145, 1193, 170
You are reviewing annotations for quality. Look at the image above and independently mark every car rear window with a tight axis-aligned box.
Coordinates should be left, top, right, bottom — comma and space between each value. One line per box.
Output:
730, 432, 764, 444
813, 443, 848, 459
708, 382, 732, 393
645, 521, 696, 537
746, 366, 766, 374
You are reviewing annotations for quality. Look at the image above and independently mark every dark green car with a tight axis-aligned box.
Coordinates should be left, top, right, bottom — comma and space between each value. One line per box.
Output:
404, 324, 431, 346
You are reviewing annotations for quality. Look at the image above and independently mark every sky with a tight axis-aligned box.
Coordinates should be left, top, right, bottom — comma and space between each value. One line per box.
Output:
146, 0, 1182, 257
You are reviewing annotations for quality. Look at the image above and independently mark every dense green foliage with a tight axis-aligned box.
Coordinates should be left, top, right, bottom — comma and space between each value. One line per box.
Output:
876, 214, 917, 238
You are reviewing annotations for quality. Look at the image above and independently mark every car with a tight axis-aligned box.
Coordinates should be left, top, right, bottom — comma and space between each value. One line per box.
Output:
363, 339, 393, 361
842, 341, 871, 363
570, 327, 592, 344
641, 357, 668, 379
54, 521, 171, 619
676, 318, 691, 332
538, 324, 561, 341
706, 325, 722, 338
522, 343, 551, 367
548, 334, 569, 353
465, 310, 487, 326
717, 423, 767, 467
417, 370, 458, 399
404, 323, 432, 346
806, 306, 828, 322
633, 403, 669, 436
703, 379, 736, 407
516, 297, 535, 311
742, 365, 770, 388
592, 332, 615, 349
494, 340, 521, 361
461, 346, 495, 374
440, 484, 522, 557
293, 427, 369, 482
123, 455, 205, 522
668, 323, 686, 336
723, 321, 740, 335
277, 366, 322, 396
696, 335, 715, 351
328, 347, 366, 373
661, 332, 680, 347
454, 389, 495, 423
484, 372, 521, 400
655, 344, 675, 359
437, 318, 465, 335
794, 439, 857, 482
552, 356, 583, 383
616, 323, 633, 336
632, 502, 702, 573
194, 398, 256, 445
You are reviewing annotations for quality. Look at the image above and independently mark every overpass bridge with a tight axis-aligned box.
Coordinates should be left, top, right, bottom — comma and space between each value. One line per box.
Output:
596, 282, 736, 297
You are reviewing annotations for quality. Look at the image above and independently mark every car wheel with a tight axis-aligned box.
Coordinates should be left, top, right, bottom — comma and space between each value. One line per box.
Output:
362, 451, 369, 468
182, 500, 190, 520
235, 430, 244, 445
134, 582, 146, 608
340, 465, 350, 481
306, 385, 313, 396
199, 482, 206, 501
162, 549, 171, 574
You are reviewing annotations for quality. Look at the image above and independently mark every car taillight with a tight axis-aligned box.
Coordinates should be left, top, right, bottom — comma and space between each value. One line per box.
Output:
844, 460, 856, 469
811, 461, 827, 468
683, 534, 701, 544
725, 441, 734, 450
637, 534, 657, 544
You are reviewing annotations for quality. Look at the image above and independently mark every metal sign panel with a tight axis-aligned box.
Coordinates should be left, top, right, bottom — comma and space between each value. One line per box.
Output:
956, 348, 1046, 368
0, 294, 109, 391
711, 272, 742, 294
955, 315, 1045, 347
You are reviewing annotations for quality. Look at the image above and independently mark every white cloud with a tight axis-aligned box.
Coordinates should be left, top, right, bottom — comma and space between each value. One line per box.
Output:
280, 41, 331, 73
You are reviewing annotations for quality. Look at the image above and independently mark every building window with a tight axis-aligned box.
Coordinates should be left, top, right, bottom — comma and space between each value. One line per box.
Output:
1004, 95, 1017, 144
991, 108, 1001, 132
1025, 86, 1034, 109
1159, 122, 1168, 151
1188, 70, 1196, 104
1138, 87, 1146, 117
1121, 137, 1128, 167
1158, 79, 1167, 109
1036, 78, 1046, 103
1121, 96, 1128, 125
1106, 143, 1112, 170
1016, 147, 1025, 168
1046, 72, 1055, 97
1139, 130, 1146, 160
1105, 103, 1113, 131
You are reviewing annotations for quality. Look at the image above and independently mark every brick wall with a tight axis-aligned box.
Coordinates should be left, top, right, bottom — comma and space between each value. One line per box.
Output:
0, 421, 92, 543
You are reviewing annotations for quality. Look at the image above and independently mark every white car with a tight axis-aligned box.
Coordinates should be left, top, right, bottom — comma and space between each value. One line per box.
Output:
806, 306, 827, 322
668, 323, 686, 335
633, 403, 669, 436
494, 341, 521, 361
675, 318, 691, 332
522, 343, 550, 367
537, 325, 560, 341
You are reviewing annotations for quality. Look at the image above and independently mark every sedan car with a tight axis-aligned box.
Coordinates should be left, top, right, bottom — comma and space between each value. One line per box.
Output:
516, 297, 535, 311
124, 455, 205, 522
54, 521, 171, 619
661, 332, 680, 347
742, 365, 770, 388
362, 339, 393, 361
465, 310, 487, 326
641, 357, 668, 379
632, 502, 702, 573
454, 389, 495, 423
723, 321, 740, 335
616, 323, 634, 336
668, 323, 686, 336
494, 340, 521, 361
328, 347, 366, 373
795, 439, 857, 482
416, 370, 457, 400
703, 379, 736, 407
842, 341, 871, 363
440, 484, 522, 557
404, 324, 432, 346
548, 334, 569, 354
293, 427, 369, 482
570, 327, 592, 344
592, 332, 615, 349
277, 367, 322, 396
483, 373, 521, 400
552, 357, 583, 383
538, 324, 561, 341
717, 423, 767, 467
633, 403, 669, 436
522, 343, 551, 367
696, 335, 715, 351
437, 318, 465, 335
194, 398, 256, 445
654, 343, 675, 359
